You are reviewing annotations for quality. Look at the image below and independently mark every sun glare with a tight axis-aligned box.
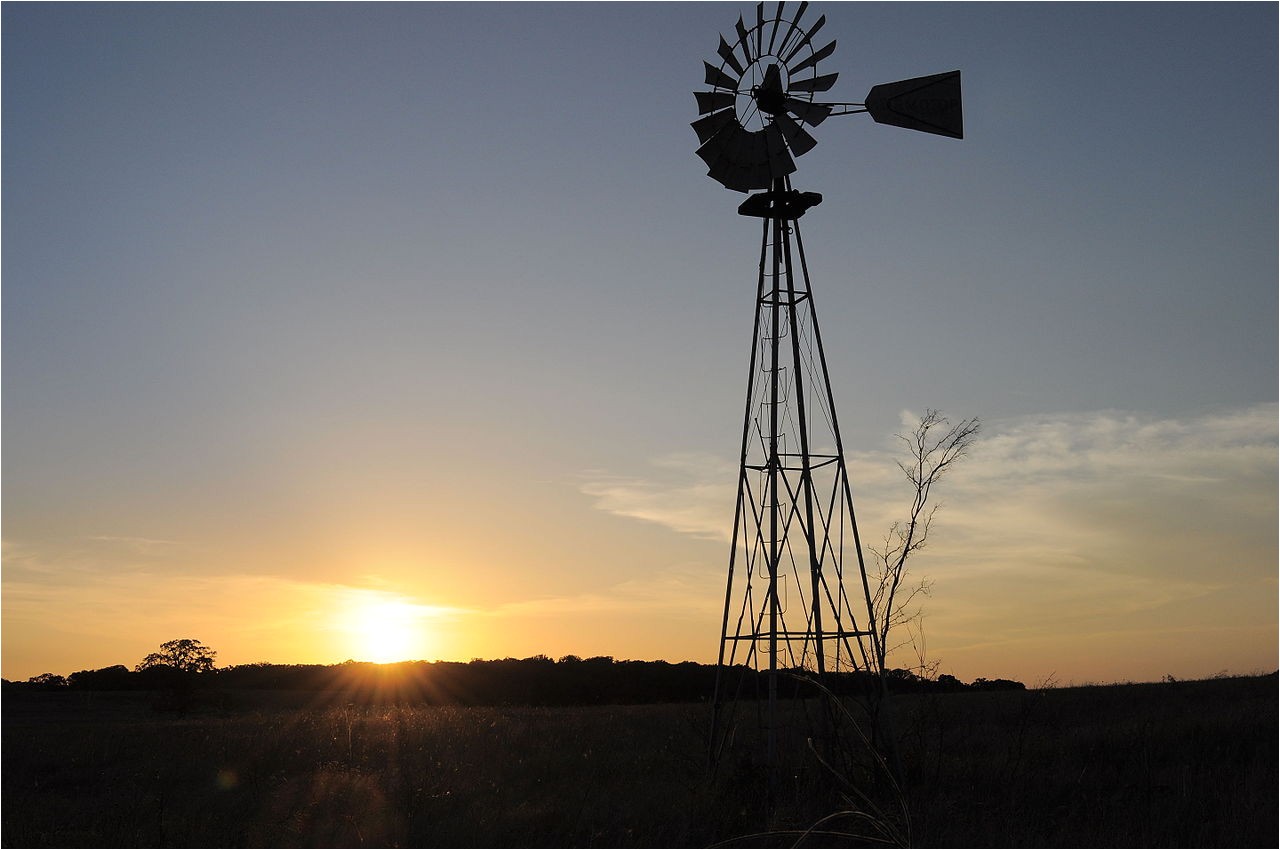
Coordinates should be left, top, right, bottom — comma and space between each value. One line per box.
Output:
347, 597, 427, 663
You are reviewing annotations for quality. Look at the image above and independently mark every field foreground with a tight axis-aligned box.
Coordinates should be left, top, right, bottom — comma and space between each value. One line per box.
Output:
3, 674, 1275, 847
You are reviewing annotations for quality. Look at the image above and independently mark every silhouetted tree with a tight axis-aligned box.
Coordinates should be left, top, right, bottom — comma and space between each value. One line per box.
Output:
68, 665, 133, 690
135, 639, 218, 712
870, 410, 980, 676
937, 673, 965, 691
135, 638, 217, 674
26, 672, 67, 689
971, 677, 1025, 691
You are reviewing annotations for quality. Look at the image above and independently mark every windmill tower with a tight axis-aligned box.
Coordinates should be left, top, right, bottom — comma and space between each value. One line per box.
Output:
692, 2, 962, 763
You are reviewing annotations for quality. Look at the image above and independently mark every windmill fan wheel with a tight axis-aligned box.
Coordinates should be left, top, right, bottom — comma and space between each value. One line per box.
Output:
692, 2, 838, 192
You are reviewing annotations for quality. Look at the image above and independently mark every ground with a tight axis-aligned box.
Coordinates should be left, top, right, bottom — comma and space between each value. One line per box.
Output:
3, 675, 1275, 847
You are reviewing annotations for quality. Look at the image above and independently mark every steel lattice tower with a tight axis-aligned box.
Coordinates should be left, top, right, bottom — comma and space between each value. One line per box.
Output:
691, 2, 962, 763
712, 180, 879, 761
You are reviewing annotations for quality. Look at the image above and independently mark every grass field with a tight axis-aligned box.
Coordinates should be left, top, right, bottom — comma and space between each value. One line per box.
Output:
3, 674, 1275, 847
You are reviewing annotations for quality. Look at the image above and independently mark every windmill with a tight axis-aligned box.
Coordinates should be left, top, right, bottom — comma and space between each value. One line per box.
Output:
693, 2, 962, 763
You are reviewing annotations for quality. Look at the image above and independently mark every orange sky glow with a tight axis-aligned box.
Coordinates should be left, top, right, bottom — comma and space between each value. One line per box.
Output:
3, 4, 1276, 688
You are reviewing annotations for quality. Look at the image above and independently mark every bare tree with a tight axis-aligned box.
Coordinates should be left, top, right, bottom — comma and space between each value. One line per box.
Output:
869, 410, 980, 676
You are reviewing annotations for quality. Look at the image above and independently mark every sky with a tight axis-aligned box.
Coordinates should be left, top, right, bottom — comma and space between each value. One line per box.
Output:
3, 2, 1276, 686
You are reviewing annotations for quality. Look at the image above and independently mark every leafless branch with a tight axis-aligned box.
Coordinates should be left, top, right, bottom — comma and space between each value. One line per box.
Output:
872, 410, 979, 674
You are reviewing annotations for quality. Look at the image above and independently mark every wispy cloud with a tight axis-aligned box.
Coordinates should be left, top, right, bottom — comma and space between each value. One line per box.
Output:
488, 563, 722, 619
578, 453, 737, 541
85, 535, 184, 554
2, 534, 192, 580
935, 404, 1277, 576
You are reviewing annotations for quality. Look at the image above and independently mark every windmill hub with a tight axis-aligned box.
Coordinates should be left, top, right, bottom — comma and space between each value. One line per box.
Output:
751, 64, 788, 116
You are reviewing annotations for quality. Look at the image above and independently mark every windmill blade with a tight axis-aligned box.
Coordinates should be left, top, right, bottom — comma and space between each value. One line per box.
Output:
721, 166, 753, 192
788, 72, 838, 93
691, 108, 737, 144
697, 139, 726, 170
706, 157, 738, 189
766, 2, 786, 55
726, 126, 766, 164
865, 70, 963, 139
738, 128, 762, 165
723, 161, 773, 192
711, 158, 751, 192
768, 148, 798, 180
699, 123, 760, 169
707, 123, 778, 172
786, 39, 835, 76
775, 1, 809, 62
735, 16, 754, 66
754, 127, 773, 165
695, 91, 736, 115
744, 162, 774, 189
717, 35, 745, 77
781, 14, 826, 65
704, 61, 739, 91
764, 122, 797, 177
696, 122, 736, 168
755, 3, 764, 59
774, 112, 817, 157
784, 98, 832, 126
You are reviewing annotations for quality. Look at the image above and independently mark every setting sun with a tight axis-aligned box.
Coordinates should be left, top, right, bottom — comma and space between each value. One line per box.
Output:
345, 597, 429, 663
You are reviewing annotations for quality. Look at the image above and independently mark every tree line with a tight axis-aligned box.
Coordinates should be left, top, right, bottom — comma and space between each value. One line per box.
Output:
5, 639, 1024, 706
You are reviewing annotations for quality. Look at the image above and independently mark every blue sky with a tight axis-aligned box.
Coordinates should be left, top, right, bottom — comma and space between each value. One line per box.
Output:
4, 2, 1276, 683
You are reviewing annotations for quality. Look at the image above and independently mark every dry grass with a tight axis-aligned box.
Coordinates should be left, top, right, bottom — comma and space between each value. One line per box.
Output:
3, 674, 1275, 847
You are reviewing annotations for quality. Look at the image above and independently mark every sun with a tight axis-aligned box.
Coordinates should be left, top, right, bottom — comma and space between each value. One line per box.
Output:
347, 598, 426, 663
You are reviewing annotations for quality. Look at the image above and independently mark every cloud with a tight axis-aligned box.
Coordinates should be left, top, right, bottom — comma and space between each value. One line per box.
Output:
85, 535, 184, 555
488, 563, 723, 619
936, 404, 1277, 575
2, 534, 194, 581
578, 453, 737, 541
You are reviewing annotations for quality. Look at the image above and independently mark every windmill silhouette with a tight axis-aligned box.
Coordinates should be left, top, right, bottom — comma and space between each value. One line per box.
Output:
692, 2, 962, 764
